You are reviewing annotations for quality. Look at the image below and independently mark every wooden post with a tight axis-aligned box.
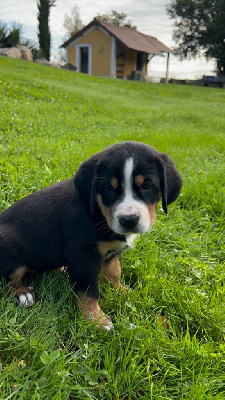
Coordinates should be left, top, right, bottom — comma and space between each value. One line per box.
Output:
165, 52, 170, 83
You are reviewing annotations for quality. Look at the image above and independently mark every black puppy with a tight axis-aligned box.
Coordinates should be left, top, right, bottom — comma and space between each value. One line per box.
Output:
0, 142, 182, 330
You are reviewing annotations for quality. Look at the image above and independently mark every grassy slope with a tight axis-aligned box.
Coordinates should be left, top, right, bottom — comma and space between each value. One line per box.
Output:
0, 57, 225, 399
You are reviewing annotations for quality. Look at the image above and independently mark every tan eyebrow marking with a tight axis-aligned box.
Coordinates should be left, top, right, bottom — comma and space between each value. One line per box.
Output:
135, 175, 145, 187
110, 177, 118, 189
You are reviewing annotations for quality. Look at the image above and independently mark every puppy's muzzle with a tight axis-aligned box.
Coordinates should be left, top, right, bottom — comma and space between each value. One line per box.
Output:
119, 214, 139, 229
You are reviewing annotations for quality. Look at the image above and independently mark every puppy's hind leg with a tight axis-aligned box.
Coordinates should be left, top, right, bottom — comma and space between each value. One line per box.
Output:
10, 266, 35, 307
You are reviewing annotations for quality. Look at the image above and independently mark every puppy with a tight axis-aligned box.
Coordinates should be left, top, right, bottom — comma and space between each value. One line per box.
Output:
0, 141, 182, 330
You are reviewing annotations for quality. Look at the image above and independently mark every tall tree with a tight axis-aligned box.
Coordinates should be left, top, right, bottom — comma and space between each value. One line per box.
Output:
63, 5, 83, 37
96, 10, 136, 29
37, 0, 56, 60
167, 0, 225, 75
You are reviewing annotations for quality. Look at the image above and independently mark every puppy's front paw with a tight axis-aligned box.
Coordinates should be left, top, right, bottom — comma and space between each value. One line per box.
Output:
118, 284, 130, 295
96, 313, 114, 331
77, 292, 114, 331
15, 286, 35, 307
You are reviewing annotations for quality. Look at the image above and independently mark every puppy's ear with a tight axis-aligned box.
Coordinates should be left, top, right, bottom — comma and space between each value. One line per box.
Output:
158, 153, 182, 214
74, 155, 99, 215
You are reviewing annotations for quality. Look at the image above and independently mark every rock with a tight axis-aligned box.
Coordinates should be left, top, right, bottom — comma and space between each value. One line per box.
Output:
34, 58, 52, 66
61, 63, 77, 71
0, 46, 33, 61
50, 62, 61, 68
17, 45, 33, 62
34, 58, 61, 68
0, 47, 22, 58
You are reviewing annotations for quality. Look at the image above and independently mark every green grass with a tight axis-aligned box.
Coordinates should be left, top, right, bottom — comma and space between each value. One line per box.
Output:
0, 56, 225, 399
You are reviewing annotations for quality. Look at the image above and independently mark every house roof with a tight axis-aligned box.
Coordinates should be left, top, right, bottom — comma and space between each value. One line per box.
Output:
61, 18, 173, 56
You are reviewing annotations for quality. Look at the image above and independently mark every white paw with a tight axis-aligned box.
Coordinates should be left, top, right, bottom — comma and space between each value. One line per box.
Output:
97, 315, 114, 331
16, 287, 35, 307
102, 321, 114, 331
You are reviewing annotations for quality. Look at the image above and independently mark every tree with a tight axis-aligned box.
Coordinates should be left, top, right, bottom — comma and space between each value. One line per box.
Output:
0, 21, 23, 48
37, 0, 56, 60
167, 0, 225, 75
0, 21, 38, 56
96, 10, 136, 29
63, 5, 83, 37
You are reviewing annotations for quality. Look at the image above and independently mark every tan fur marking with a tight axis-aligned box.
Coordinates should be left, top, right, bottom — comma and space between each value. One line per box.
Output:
135, 174, 145, 187
147, 204, 157, 227
77, 291, 112, 328
102, 256, 121, 289
98, 240, 124, 257
77, 292, 101, 320
10, 266, 28, 289
110, 177, 118, 190
96, 194, 114, 229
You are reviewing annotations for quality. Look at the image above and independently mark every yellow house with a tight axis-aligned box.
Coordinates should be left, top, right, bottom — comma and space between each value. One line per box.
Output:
61, 19, 173, 81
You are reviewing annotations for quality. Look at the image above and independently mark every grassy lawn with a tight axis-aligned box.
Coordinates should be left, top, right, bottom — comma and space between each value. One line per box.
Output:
0, 56, 224, 399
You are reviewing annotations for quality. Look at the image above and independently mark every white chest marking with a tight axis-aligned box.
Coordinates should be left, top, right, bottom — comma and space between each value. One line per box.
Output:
126, 233, 138, 247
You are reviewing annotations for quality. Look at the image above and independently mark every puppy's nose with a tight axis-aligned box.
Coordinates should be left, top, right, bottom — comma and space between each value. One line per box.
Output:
119, 214, 139, 229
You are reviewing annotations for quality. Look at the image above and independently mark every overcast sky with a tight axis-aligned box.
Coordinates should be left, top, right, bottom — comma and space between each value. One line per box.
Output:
0, 0, 215, 79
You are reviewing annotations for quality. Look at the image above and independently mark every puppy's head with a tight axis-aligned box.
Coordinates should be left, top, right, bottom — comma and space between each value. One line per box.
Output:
74, 142, 182, 235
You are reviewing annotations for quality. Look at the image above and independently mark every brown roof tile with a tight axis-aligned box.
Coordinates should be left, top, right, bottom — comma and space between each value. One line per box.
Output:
61, 18, 173, 55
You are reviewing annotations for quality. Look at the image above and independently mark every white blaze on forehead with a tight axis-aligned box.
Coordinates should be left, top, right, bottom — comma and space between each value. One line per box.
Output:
112, 156, 152, 234
123, 157, 134, 201
121, 157, 141, 215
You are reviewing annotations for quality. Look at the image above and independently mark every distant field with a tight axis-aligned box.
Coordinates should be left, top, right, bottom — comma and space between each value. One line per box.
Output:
0, 57, 225, 399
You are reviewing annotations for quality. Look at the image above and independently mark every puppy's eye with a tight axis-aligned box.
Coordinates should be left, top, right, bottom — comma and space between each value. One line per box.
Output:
141, 182, 152, 191
103, 183, 115, 193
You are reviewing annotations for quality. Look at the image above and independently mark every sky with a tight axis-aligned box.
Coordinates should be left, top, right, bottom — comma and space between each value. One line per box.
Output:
0, 0, 215, 80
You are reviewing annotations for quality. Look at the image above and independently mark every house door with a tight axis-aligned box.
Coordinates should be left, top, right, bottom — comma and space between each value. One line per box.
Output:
80, 47, 89, 73
136, 52, 143, 71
